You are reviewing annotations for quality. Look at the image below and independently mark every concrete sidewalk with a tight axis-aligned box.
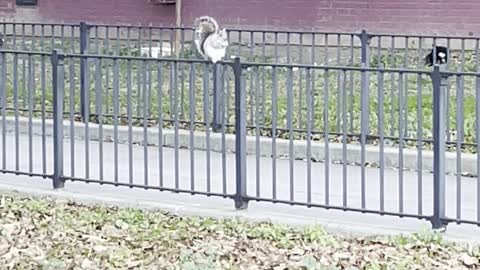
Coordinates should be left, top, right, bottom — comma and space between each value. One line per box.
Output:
0, 131, 480, 244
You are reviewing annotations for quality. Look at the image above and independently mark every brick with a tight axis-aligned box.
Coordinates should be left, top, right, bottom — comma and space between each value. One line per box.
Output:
0, 0, 14, 11
2, 0, 480, 36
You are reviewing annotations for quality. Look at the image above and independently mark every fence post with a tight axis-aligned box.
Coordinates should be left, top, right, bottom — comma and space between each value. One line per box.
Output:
360, 30, 370, 66
431, 65, 447, 230
80, 21, 89, 123
360, 30, 371, 138
233, 57, 248, 209
0, 52, 4, 114
52, 49, 65, 189
212, 63, 223, 132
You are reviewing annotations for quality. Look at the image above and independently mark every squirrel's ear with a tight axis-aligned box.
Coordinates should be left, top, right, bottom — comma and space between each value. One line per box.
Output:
221, 28, 227, 35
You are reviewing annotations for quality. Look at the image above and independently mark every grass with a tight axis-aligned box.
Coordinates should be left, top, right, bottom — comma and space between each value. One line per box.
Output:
1, 40, 480, 153
1, 192, 479, 269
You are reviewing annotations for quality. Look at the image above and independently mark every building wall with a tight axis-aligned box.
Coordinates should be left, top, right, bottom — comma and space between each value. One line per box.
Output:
1, 0, 480, 35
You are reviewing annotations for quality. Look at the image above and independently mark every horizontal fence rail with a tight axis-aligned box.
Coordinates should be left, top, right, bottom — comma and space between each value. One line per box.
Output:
0, 25, 479, 229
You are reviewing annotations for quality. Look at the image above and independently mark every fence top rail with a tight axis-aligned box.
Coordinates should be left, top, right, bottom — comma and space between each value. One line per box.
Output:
2, 21, 480, 40
0, 22, 78, 27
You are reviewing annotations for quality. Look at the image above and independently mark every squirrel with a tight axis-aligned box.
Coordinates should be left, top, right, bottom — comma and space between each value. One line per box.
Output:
193, 16, 228, 64
424, 45, 448, 66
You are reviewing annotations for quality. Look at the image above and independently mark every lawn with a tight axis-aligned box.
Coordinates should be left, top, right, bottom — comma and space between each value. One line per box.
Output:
0, 192, 479, 269
1, 41, 480, 153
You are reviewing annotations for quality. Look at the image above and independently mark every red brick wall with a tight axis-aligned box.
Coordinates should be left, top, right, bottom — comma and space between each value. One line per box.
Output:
2, 0, 480, 35
0, 0, 14, 12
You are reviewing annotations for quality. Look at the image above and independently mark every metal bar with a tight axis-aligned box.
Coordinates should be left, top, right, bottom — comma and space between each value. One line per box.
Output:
287, 67, 294, 202
172, 61, 179, 190
221, 64, 227, 195
260, 32, 266, 125
298, 34, 304, 129
92, 26, 98, 54
41, 46, 47, 176
104, 30, 110, 115
431, 65, 447, 230
456, 74, 464, 220
157, 61, 164, 188
212, 64, 222, 132
378, 66, 385, 212
341, 70, 348, 207
137, 47, 143, 118
142, 60, 149, 186
306, 67, 313, 204
403, 38, 409, 137
95, 58, 104, 182
127, 59, 134, 185
477, 74, 480, 223
147, 49, 153, 117
21, 24, 26, 109
0, 53, 6, 171
399, 72, 405, 214
323, 34, 329, 66
180, 30, 186, 120
249, 32, 255, 126
79, 22, 89, 122
446, 39, 451, 142
234, 57, 248, 209
113, 58, 120, 184
52, 49, 65, 189
417, 72, 423, 215
336, 35, 341, 132
83, 51, 90, 180
200, 62, 210, 192
349, 35, 354, 133
60, 25, 65, 51
116, 26, 120, 55
389, 37, 395, 136
360, 63, 368, 209
27, 54, 33, 174
68, 54, 75, 178
70, 26, 75, 53
271, 66, 278, 200
64, 176, 234, 198
255, 66, 261, 198
274, 32, 278, 63
476, 40, 480, 223
324, 69, 330, 205
13, 53, 18, 172
188, 62, 195, 191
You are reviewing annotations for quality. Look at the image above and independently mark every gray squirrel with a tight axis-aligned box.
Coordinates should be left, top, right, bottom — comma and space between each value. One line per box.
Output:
193, 16, 228, 64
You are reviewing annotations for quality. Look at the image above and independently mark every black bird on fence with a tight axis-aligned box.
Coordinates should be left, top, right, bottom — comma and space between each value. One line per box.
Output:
424, 45, 448, 66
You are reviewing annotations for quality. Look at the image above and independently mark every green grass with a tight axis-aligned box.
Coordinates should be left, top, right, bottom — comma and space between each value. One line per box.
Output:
1, 42, 479, 153
1, 192, 479, 269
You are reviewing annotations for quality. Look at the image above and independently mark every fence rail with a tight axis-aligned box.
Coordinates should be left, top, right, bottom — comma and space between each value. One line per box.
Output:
0, 45, 479, 230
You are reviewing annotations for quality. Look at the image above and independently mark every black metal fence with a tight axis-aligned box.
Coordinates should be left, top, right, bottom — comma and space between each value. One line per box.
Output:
0, 21, 479, 230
